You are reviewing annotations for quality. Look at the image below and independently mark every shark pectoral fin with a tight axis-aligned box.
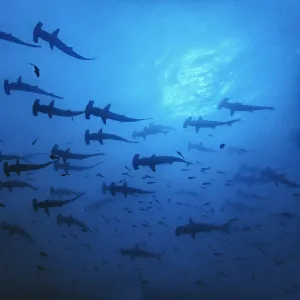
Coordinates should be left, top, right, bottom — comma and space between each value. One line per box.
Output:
143, 135, 146, 140
48, 112, 53, 119
99, 138, 103, 145
16, 170, 20, 176
230, 110, 234, 116
195, 126, 200, 133
124, 192, 128, 197
149, 164, 156, 172
191, 233, 196, 240
101, 117, 107, 124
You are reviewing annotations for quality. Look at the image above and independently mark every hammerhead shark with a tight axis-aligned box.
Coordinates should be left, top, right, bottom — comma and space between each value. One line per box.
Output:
0, 221, 35, 244
132, 122, 175, 140
175, 217, 238, 239
3, 159, 52, 177
85, 100, 152, 124
57, 214, 91, 231
120, 244, 165, 261
53, 159, 102, 174
0, 180, 39, 191
32, 99, 84, 118
33, 22, 96, 60
183, 116, 241, 133
33, 193, 85, 216
188, 141, 216, 152
132, 154, 191, 172
4, 76, 63, 99
85, 129, 138, 145
0, 150, 31, 163
218, 98, 274, 116
51, 144, 104, 163
102, 182, 156, 197
261, 167, 300, 188
0, 31, 41, 48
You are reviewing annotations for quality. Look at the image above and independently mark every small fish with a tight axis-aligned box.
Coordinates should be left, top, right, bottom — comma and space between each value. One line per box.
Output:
0, 203, 4, 208
188, 176, 196, 180
125, 165, 131, 172
0, 139, 5, 144
208, 134, 214, 137
220, 143, 225, 149
60, 173, 70, 177
30, 63, 40, 77
213, 252, 222, 256
202, 182, 211, 186
177, 151, 184, 159
293, 193, 300, 197
96, 172, 104, 177
147, 181, 156, 184
37, 265, 45, 271
201, 167, 210, 174
216, 171, 225, 174
142, 175, 153, 179
32, 137, 39, 146
67, 141, 73, 144
39, 252, 48, 257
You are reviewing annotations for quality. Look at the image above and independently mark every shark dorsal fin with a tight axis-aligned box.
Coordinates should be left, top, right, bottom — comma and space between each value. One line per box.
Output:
52, 29, 60, 37
189, 217, 195, 224
49, 100, 55, 107
17, 76, 22, 83
103, 104, 111, 112
98, 128, 103, 135
198, 116, 203, 121
151, 154, 156, 158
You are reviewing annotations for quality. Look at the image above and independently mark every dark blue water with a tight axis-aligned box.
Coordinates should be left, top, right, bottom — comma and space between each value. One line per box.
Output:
0, 0, 300, 299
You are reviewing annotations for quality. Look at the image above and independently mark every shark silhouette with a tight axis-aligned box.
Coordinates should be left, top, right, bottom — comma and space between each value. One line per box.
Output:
4, 76, 63, 99
33, 22, 96, 60
0, 31, 41, 48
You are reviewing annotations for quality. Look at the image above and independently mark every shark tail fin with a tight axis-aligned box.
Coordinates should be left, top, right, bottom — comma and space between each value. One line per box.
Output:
218, 98, 229, 109
32, 199, 38, 212
132, 131, 137, 139
85, 101, 94, 120
57, 214, 62, 226
4, 80, 11, 95
102, 183, 107, 195
32, 99, 40, 116
227, 119, 241, 127
132, 154, 140, 170
188, 141, 192, 152
221, 218, 238, 233
49, 185, 54, 196
85, 130, 90, 145
183, 117, 192, 128
156, 248, 167, 261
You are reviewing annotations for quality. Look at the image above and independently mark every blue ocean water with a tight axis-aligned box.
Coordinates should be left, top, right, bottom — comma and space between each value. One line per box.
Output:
0, 0, 300, 299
